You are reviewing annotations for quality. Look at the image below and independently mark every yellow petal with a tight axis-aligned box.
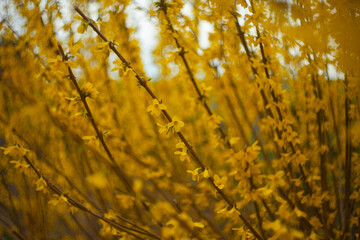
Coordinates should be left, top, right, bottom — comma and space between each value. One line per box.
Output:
193, 222, 204, 228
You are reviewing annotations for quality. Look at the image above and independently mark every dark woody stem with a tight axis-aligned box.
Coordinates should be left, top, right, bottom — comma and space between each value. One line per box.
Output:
231, 5, 314, 197
23, 155, 162, 240
158, 0, 231, 148
57, 43, 134, 195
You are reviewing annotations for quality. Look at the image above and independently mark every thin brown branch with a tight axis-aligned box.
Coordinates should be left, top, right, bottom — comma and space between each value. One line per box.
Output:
57, 43, 134, 195
231, 7, 315, 198
158, 0, 231, 148
22, 155, 162, 240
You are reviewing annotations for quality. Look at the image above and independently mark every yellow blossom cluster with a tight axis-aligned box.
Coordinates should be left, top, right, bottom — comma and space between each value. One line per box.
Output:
0, 0, 359, 239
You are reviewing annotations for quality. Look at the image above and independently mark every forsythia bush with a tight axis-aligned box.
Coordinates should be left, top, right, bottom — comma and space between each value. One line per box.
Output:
0, 0, 359, 239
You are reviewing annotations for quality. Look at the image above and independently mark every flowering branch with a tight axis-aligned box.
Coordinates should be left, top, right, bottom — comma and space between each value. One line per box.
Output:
157, 0, 232, 148
74, 6, 263, 240
57, 43, 134, 195
20, 154, 162, 240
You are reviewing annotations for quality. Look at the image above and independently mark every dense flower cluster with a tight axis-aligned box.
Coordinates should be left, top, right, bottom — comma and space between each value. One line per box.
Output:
0, 0, 359, 239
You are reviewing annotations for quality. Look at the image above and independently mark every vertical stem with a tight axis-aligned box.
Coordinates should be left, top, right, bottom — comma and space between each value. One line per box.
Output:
232, 3, 314, 196
344, 74, 352, 238
310, 73, 329, 224
217, 25, 271, 165
211, 64, 249, 145
325, 64, 344, 228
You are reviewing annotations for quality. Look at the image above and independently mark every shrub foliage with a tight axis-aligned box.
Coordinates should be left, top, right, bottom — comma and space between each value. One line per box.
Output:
0, 0, 359, 239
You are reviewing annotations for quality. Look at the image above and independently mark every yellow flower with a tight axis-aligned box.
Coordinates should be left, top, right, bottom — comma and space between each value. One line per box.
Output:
111, 60, 122, 72
309, 217, 323, 229
187, 168, 201, 182
95, 42, 110, 52
81, 82, 99, 99
168, 116, 184, 132
229, 137, 240, 146
111, 59, 131, 77
282, 125, 298, 143
74, 112, 87, 118
147, 99, 166, 116
35, 177, 48, 193
203, 168, 210, 178
69, 206, 78, 214
65, 96, 80, 105
174, 149, 190, 162
65, 60, 78, 69
177, 212, 204, 231
213, 174, 227, 190
47, 55, 63, 64
82, 135, 100, 147
86, 172, 108, 189
48, 194, 70, 206
174, 141, 190, 161
193, 222, 204, 228
217, 205, 236, 215
268, 171, 286, 189
10, 160, 29, 170
294, 207, 307, 218
157, 123, 169, 134
47, 55, 77, 71
48, 198, 59, 206
208, 114, 222, 130
75, 15, 88, 34
257, 186, 273, 197
69, 39, 83, 57
104, 209, 116, 220
175, 141, 186, 150
116, 194, 135, 209
77, 22, 87, 34
200, 82, 212, 98
1, 145, 29, 158
263, 220, 283, 233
